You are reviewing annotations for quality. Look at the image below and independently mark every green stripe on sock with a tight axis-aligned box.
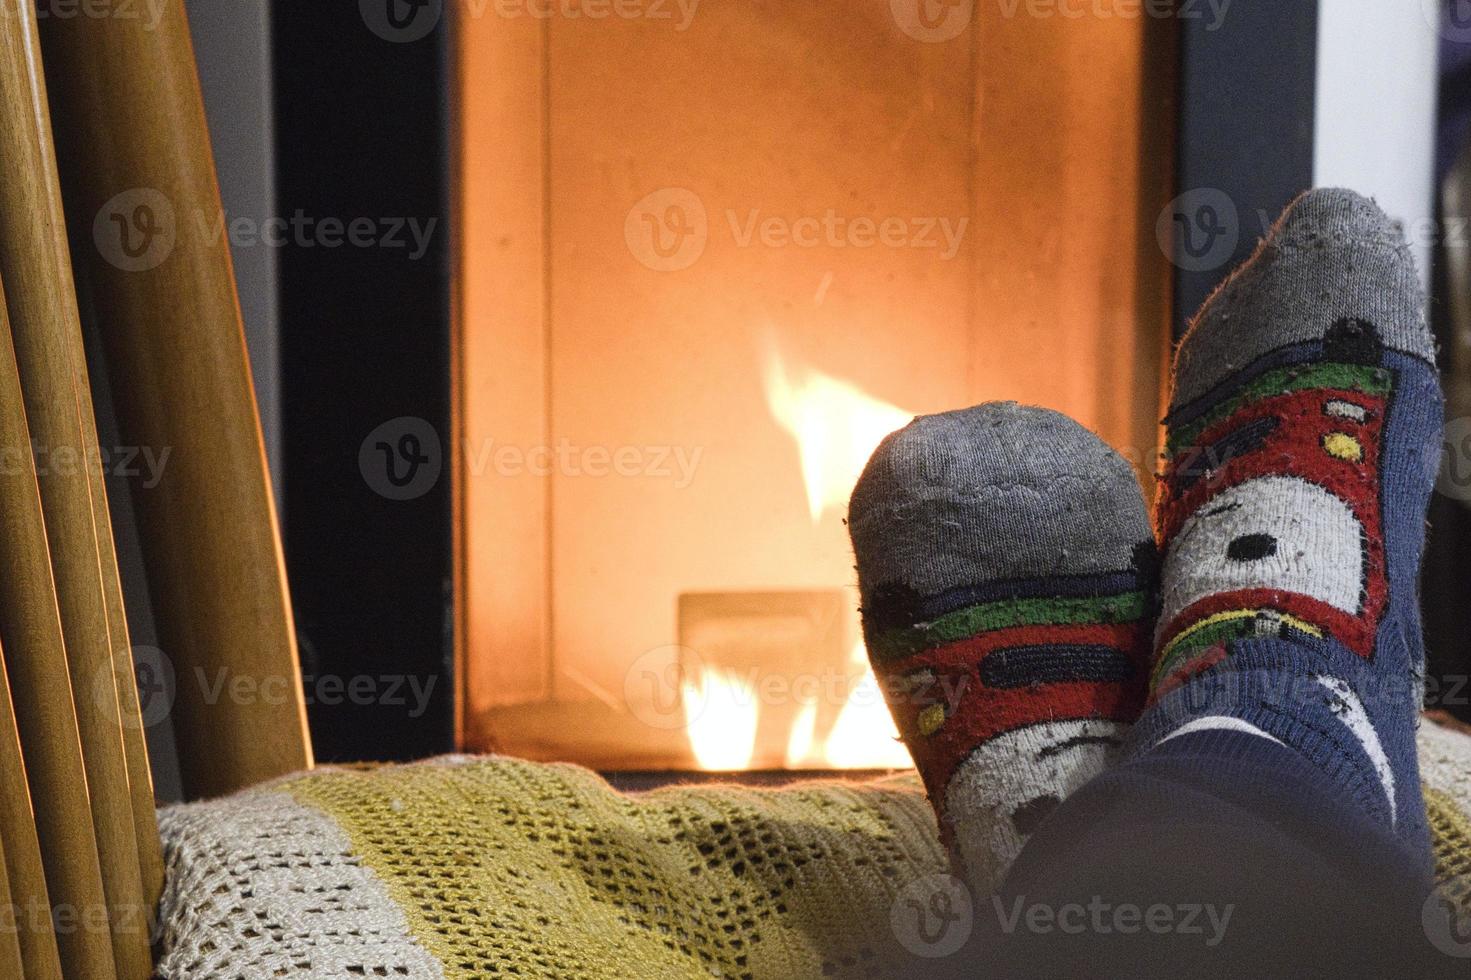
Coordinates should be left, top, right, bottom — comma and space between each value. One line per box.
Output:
1150, 614, 1325, 690
870, 591, 1146, 663
1150, 618, 1253, 687
1166, 361, 1389, 455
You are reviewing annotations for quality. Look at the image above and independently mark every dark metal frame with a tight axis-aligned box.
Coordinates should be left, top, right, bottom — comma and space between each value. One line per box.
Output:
1171, 0, 1319, 337
273, 4, 457, 762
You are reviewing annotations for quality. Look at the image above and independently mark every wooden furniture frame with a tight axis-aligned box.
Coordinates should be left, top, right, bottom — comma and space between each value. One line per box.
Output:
0, 2, 310, 977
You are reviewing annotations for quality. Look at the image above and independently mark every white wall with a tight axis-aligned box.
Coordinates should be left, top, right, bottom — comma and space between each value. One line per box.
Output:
1314, 0, 1440, 288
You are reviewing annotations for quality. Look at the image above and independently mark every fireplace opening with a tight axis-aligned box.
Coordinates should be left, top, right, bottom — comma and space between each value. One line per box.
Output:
454, 4, 1173, 771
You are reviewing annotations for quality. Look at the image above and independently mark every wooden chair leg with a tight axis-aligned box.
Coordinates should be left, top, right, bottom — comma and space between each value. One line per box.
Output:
0, 642, 64, 980
38, 0, 312, 802
0, 5, 151, 979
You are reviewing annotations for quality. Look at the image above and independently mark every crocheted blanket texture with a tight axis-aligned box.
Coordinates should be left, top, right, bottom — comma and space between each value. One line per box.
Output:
156, 719, 1471, 978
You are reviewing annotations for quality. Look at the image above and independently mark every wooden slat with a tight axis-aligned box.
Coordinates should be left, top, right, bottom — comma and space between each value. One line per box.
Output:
0, 291, 112, 980
0, 626, 64, 980
0, 824, 30, 980
95, 507, 163, 910
37, 0, 312, 798
0, 6, 150, 978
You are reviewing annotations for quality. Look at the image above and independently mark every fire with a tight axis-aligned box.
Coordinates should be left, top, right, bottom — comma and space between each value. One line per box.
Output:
681, 346, 915, 771
682, 667, 759, 771
784, 700, 818, 765
764, 349, 915, 768
820, 645, 914, 770
762, 346, 916, 522
681, 646, 914, 770
762, 347, 915, 769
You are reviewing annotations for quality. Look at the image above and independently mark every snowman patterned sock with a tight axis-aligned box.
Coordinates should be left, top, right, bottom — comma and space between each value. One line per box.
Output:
1131, 188, 1442, 861
848, 402, 1155, 894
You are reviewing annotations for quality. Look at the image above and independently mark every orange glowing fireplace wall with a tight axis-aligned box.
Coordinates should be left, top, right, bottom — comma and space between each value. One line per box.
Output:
454, 3, 1175, 768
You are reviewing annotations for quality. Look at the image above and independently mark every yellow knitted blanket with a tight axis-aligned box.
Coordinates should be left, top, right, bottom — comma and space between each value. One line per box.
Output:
156, 718, 1471, 979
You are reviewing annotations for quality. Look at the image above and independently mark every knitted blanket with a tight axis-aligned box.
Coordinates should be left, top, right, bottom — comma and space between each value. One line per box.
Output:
157, 718, 1471, 979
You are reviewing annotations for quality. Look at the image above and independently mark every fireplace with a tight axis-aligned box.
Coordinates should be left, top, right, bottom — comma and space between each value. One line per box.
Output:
454, 2, 1174, 771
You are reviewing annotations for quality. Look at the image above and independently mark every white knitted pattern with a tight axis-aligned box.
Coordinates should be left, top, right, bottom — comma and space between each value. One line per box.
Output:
1420, 719, 1471, 814
944, 718, 1126, 896
156, 788, 444, 979
1157, 475, 1366, 641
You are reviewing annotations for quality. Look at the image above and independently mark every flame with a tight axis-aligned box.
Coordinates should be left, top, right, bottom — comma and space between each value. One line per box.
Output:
691, 343, 913, 771
763, 346, 915, 522
674, 344, 917, 772
682, 667, 759, 771
682, 651, 911, 770
785, 700, 818, 765
821, 644, 912, 769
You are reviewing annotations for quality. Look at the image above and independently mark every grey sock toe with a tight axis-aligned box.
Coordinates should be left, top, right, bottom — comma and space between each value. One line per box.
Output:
847, 401, 1154, 893
1173, 187, 1434, 409
848, 401, 1150, 600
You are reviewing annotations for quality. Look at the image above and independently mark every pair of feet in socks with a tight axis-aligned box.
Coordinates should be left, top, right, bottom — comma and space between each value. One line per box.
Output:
849, 188, 1443, 895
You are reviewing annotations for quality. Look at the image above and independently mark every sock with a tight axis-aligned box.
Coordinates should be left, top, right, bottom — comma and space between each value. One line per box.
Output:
848, 402, 1155, 894
977, 730, 1442, 977
1131, 187, 1443, 861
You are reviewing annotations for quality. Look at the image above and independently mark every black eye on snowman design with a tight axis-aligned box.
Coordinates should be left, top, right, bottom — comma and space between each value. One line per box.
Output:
1226, 533, 1278, 562
1158, 476, 1366, 629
